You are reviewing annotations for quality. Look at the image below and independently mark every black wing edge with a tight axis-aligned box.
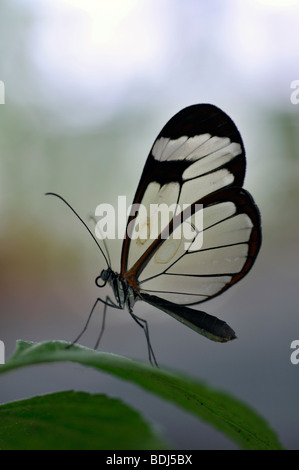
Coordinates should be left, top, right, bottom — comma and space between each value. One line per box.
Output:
141, 293, 236, 343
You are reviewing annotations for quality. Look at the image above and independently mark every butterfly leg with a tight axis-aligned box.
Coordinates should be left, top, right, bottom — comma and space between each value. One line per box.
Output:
129, 311, 159, 367
67, 296, 120, 348
93, 295, 121, 349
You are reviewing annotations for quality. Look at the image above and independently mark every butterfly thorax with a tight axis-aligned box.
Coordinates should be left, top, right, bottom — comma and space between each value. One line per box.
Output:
99, 268, 138, 311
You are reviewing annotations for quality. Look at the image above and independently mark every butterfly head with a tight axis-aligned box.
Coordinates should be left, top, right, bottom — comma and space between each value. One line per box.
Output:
95, 267, 113, 288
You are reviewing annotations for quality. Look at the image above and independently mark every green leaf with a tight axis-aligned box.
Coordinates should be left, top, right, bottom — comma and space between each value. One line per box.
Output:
0, 340, 283, 450
0, 391, 167, 450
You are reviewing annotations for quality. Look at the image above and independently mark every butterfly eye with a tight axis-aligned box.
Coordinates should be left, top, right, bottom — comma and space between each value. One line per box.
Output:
95, 269, 110, 288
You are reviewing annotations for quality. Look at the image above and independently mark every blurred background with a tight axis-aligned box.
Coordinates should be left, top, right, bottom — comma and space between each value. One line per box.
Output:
0, 0, 299, 449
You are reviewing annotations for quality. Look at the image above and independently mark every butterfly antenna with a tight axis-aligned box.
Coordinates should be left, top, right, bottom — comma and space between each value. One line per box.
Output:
101, 234, 111, 267
88, 214, 112, 267
45, 192, 110, 268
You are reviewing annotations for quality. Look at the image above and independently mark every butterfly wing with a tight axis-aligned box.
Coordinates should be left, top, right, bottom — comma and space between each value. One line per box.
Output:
120, 104, 261, 340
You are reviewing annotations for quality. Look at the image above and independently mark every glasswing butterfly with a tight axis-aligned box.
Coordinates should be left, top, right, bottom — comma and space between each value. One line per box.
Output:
47, 104, 261, 365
